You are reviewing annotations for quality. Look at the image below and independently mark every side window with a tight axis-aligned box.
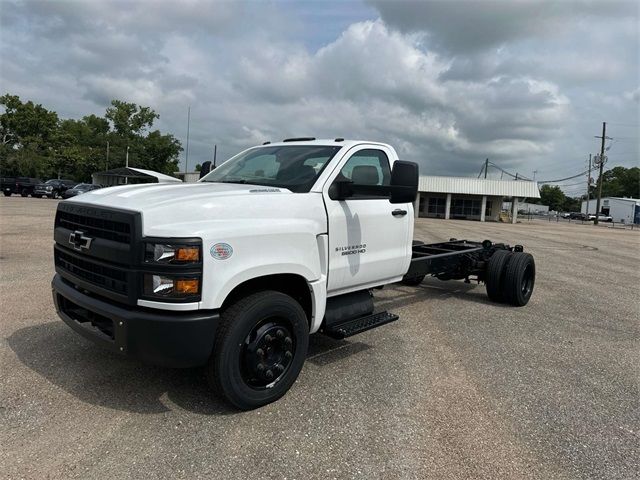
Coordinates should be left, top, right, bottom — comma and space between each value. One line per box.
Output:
339, 149, 391, 186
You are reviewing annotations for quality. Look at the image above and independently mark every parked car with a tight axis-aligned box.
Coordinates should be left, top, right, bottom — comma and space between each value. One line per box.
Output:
589, 213, 613, 222
34, 179, 76, 199
3, 177, 42, 197
569, 212, 587, 220
62, 183, 102, 198
561, 212, 571, 218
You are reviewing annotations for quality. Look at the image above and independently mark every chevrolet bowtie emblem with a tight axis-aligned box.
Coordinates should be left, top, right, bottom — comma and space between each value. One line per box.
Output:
69, 230, 93, 251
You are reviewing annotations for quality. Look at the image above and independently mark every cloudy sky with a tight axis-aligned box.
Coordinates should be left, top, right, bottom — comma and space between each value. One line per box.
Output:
1, 0, 638, 195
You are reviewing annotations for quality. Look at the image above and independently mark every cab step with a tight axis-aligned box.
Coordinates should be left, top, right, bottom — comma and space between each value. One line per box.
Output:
322, 311, 399, 339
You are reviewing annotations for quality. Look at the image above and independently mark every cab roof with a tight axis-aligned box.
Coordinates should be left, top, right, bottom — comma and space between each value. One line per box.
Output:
258, 138, 393, 150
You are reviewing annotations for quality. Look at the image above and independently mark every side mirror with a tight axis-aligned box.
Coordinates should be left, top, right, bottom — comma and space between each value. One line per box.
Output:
199, 161, 212, 179
389, 161, 419, 204
328, 177, 353, 200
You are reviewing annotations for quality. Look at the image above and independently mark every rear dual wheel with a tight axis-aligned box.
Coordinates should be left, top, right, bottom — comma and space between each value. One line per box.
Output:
485, 251, 535, 306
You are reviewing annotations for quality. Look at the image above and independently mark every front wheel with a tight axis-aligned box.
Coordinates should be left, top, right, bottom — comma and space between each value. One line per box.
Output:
20, 189, 28, 197
207, 290, 309, 410
3, 192, 11, 197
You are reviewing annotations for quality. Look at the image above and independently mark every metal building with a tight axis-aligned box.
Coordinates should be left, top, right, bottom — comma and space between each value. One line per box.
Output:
92, 167, 182, 186
581, 197, 640, 224
415, 176, 540, 223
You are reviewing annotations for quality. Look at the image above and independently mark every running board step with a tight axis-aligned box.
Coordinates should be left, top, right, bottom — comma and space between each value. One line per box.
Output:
322, 311, 399, 339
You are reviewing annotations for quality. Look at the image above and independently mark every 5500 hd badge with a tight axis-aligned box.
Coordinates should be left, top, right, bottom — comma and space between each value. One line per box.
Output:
335, 244, 367, 256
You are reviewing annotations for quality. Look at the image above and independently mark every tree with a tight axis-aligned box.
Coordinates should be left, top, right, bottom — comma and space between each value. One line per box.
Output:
105, 100, 159, 138
137, 130, 182, 175
590, 166, 640, 199
1, 94, 181, 181
538, 185, 566, 211
0, 94, 60, 178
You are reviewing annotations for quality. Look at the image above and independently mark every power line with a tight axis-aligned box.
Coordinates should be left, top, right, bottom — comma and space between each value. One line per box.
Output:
537, 170, 589, 183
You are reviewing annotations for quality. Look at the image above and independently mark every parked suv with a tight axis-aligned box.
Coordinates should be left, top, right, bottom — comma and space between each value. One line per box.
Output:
3, 177, 42, 197
1, 177, 16, 196
34, 179, 76, 198
569, 212, 587, 220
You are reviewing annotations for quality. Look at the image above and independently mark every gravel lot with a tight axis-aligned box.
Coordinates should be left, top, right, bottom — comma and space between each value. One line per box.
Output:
1, 196, 638, 479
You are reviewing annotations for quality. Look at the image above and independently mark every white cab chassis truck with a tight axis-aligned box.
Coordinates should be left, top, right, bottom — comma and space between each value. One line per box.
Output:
52, 138, 536, 409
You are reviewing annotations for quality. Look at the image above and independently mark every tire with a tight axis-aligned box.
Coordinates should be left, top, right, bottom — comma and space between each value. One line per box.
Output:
485, 250, 512, 302
3, 192, 11, 197
401, 275, 425, 286
53, 191, 60, 199
502, 252, 536, 307
207, 290, 309, 410
20, 189, 28, 197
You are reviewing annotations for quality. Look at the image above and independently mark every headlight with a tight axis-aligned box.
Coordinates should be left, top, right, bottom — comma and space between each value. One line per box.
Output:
144, 243, 201, 264
46, 186, 53, 191
143, 274, 200, 298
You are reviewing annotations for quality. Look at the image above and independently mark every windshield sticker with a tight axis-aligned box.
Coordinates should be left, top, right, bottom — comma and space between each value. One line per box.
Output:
335, 244, 367, 256
210, 243, 233, 260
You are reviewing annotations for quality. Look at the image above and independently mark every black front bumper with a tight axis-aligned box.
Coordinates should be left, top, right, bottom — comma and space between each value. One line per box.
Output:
52, 274, 219, 368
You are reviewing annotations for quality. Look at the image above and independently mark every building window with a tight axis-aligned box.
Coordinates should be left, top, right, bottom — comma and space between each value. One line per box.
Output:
427, 197, 446, 216
452, 198, 482, 217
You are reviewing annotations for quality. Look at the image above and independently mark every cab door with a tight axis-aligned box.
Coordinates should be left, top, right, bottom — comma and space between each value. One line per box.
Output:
323, 146, 412, 294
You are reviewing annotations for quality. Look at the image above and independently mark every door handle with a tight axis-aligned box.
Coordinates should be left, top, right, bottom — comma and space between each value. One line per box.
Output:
392, 209, 407, 217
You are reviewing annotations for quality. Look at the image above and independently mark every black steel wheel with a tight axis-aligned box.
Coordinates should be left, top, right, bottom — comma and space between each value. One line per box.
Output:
240, 320, 296, 389
502, 252, 536, 306
207, 290, 309, 410
485, 249, 512, 302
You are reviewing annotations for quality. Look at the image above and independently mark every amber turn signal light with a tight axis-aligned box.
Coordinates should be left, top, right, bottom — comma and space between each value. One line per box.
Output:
175, 247, 200, 262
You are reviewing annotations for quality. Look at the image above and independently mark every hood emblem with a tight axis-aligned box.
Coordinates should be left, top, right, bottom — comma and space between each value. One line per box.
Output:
69, 230, 93, 251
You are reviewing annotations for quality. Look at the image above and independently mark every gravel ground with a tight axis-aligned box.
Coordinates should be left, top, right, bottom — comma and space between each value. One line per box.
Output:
1, 196, 638, 480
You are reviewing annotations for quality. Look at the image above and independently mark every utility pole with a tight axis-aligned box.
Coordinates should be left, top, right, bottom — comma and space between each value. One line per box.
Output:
106, 141, 110, 170
125, 145, 130, 185
213, 144, 217, 169
484, 158, 489, 179
515, 173, 519, 181
594, 122, 611, 225
185, 106, 191, 174
585, 154, 592, 218
533, 170, 538, 181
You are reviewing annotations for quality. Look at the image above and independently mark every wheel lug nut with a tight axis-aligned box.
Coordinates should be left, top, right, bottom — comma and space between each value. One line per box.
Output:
265, 370, 274, 379
265, 334, 274, 343
285, 351, 293, 359
257, 363, 265, 371
256, 348, 264, 357
275, 363, 284, 372
284, 337, 292, 345
276, 329, 284, 338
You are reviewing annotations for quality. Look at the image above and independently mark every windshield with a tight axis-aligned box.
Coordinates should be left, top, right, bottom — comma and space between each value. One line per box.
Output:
75, 183, 92, 189
45, 180, 57, 184
200, 145, 342, 193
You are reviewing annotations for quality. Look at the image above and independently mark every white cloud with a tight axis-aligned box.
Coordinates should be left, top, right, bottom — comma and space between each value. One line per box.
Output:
1, 0, 637, 183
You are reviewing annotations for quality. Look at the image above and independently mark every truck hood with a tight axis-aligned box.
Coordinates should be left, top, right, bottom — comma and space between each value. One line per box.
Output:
65, 182, 326, 237
69, 182, 290, 209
